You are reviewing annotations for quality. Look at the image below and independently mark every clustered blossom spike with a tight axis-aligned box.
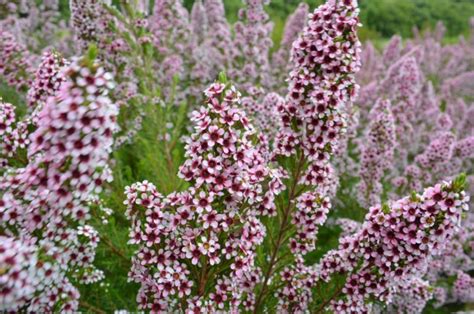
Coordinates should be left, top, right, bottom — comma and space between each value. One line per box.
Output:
274, 0, 361, 192
382, 35, 402, 67
0, 0, 68, 54
317, 177, 469, 312
124, 82, 284, 312
241, 91, 284, 140
452, 271, 474, 303
424, 216, 474, 307
0, 101, 30, 166
26, 50, 67, 111
415, 132, 456, 168
381, 55, 423, 148
1, 0, 473, 312
0, 55, 118, 311
385, 54, 423, 101
0, 235, 80, 312
0, 101, 18, 161
203, 0, 233, 73
149, 0, 192, 57
190, 0, 208, 44
389, 277, 433, 313
271, 3, 309, 93
357, 99, 396, 207
455, 136, 474, 159
0, 29, 33, 91
70, 0, 110, 52
263, 0, 361, 311
394, 129, 468, 196
230, 0, 273, 92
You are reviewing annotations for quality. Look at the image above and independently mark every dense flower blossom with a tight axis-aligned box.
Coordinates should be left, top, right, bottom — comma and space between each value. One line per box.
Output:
190, 0, 208, 45
124, 82, 284, 311
349, 33, 474, 300
0, 29, 33, 91
274, 0, 361, 193
270, 3, 309, 93
27, 50, 67, 111
0, 101, 19, 161
452, 271, 474, 303
1, 0, 70, 53
357, 99, 396, 207
70, 0, 110, 52
382, 35, 402, 67
424, 215, 474, 307
241, 90, 284, 141
254, 0, 361, 311
388, 277, 433, 313
317, 176, 469, 312
455, 136, 474, 159
203, 0, 233, 74
0, 235, 80, 312
335, 218, 361, 237
230, 0, 273, 92
1, 0, 473, 312
149, 0, 192, 57
442, 71, 474, 100
356, 41, 381, 86
0, 55, 117, 311
378, 53, 424, 169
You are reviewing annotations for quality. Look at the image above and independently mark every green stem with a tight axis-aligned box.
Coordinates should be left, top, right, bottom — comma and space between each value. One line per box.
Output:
253, 153, 306, 313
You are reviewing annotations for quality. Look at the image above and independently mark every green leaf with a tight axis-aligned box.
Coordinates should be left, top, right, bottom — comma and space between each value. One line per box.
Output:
218, 72, 228, 84
86, 44, 98, 63
451, 173, 467, 193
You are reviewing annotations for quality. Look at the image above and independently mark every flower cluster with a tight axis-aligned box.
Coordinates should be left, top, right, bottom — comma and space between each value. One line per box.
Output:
259, 0, 362, 311
452, 271, 474, 303
274, 0, 361, 183
230, 0, 273, 92
70, 0, 110, 52
203, 0, 233, 73
1, 0, 473, 312
382, 35, 402, 67
318, 177, 469, 312
27, 50, 67, 111
0, 0, 68, 54
190, 0, 208, 45
0, 101, 18, 161
381, 55, 423, 150
241, 90, 284, 141
0, 55, 117, 311
0, 235, 80, 312
270, 3, 309, 93
357, 99, 396, 207
275, 0, 361, 239
0, 29, 33, 91
0, 51, 66, 168
388, 277, 433, 313
150, 0, 192, 57
124, 82, 284, 312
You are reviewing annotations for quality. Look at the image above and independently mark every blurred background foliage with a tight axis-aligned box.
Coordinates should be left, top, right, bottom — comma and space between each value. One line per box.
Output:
58, 0, 474, 43
182, 0, 474, 43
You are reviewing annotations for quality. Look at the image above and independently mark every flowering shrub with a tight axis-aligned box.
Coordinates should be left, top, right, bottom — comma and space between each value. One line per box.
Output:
0, 0, 473, 312
124, 82, 284, 311
0, 49, 117, 311
319, 176, 469, 312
